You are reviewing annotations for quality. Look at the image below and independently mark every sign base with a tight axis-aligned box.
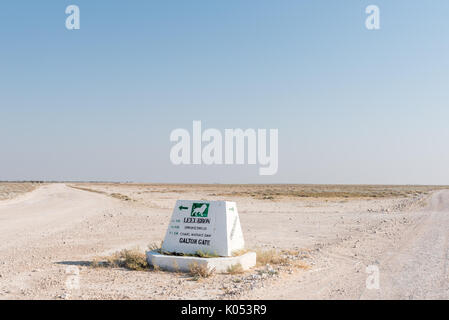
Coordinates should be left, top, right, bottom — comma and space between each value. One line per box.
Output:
146, 251, 256, 273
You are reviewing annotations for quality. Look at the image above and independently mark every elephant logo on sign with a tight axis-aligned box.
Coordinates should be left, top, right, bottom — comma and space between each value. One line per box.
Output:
191, 203, 209, 217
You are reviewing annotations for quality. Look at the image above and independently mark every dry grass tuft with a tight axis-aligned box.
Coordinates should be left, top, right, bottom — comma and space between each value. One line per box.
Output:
148, 244, 221, 258
291, 260, 311, 270
226, 263, 244, 275
120, 249, 149, 271
254, 248, 311, 272
189, 263, 215, 279
255, 249, 289, 266
92, 248, 150, 271
195, 250, 220, 258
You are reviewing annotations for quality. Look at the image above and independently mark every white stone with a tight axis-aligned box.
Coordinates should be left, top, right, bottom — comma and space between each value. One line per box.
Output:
161, 200, 244, 257
146, 251, 256, 273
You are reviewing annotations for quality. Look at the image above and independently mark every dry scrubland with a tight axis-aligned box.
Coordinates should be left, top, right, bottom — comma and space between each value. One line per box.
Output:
0, 183, 41, 201
70, 183, 446, 200
2, 182, 445, 203
0, 182, 448, 299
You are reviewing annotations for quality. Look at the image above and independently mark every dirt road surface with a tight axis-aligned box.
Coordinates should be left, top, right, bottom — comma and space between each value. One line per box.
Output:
0, 184, 448, 299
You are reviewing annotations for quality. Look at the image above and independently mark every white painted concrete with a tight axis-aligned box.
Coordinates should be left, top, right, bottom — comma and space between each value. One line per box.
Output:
146, 251, 256, 273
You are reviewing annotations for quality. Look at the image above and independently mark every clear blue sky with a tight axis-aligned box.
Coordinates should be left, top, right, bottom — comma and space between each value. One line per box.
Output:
1, 1, 448, 184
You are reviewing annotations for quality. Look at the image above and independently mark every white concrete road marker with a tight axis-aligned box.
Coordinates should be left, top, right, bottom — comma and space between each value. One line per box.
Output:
146, 200, 256, 272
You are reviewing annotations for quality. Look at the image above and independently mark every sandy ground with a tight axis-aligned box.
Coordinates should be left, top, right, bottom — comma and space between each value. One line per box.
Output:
0, 183, 448, 300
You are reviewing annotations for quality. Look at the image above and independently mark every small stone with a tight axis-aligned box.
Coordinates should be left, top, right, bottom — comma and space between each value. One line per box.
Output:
59, 293, 70, 300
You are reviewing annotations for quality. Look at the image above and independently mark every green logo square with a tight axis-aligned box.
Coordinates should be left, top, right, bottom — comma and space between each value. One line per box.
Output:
191, 203, 209, 217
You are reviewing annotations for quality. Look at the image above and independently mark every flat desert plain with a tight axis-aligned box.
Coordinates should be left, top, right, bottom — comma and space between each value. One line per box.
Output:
0, 183, 448, 299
